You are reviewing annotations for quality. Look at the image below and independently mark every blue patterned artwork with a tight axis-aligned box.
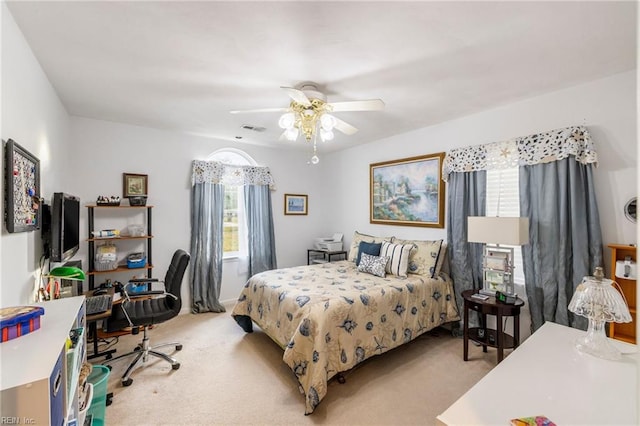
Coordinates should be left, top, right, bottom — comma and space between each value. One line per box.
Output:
370, 152, 445, 228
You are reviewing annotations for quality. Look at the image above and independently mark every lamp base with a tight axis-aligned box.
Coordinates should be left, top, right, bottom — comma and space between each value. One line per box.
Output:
575, 319, 621, 361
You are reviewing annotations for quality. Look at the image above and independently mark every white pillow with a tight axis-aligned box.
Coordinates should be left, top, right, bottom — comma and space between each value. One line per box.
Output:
380, 241, 414, 277
394, 238, 443, 277
347, 231, 393, 262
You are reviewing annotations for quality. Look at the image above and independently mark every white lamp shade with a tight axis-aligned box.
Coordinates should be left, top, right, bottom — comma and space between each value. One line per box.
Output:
320, 128, 334, 141
284, 127, 299, 141
278, 112, 296, 129
467, 216, 529, 245
320, 113, 337, 130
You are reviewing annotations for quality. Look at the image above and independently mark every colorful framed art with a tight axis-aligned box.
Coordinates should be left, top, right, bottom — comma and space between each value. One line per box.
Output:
370, 152, 445, 228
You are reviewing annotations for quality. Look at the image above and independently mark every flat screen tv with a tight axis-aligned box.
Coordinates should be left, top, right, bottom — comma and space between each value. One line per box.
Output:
48, 192, 81, 263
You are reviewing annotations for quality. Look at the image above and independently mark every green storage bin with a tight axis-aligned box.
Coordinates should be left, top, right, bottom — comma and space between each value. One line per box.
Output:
87, 365, 110, 426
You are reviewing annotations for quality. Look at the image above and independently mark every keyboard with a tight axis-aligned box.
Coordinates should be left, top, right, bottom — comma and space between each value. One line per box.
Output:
86, 294, 113, 315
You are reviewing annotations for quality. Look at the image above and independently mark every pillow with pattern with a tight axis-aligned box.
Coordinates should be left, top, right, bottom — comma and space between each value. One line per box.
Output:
347, 231, 393, 263
380, 241, 414, 277
357, 253, 389, 278
394, 238, 443, 278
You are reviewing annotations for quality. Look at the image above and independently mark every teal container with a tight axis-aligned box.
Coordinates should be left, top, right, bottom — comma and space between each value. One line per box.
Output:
87, 365, 110, 426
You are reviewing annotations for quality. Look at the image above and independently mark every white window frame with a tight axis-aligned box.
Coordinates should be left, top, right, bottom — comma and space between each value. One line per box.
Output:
486, 167, 525, 286
207, 149, 257, 260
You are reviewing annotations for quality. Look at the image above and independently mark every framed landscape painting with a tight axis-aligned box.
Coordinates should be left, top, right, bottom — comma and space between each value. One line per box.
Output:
370, 152, 445, 228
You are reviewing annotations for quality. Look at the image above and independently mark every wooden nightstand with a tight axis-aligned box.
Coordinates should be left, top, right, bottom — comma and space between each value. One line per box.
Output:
462, 289, 525, 363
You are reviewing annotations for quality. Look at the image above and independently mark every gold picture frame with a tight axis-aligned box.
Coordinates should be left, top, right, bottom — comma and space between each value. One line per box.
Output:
370, 152, 445, 228
284, 194, 308, 215
123, 173, 148, 198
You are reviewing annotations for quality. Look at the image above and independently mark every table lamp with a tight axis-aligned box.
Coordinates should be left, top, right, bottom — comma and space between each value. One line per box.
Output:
568, 267, 631, 360
43, 266, 86, 300
467, 216, 529, 296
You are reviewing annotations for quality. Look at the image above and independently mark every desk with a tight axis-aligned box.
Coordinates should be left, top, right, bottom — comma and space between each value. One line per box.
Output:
437, 322, 638, 425
462, 289, 524, 363
85, 287, 117, 360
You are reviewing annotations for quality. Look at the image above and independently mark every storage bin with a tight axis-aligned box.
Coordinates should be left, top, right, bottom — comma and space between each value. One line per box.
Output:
0, 306, 45, 342
77, 382, 93, 426
128, 196, 147, 206
127, 224, 145, 237
127, 252, 147, 269
87, 365, 110, 426
95, 244, 118, 271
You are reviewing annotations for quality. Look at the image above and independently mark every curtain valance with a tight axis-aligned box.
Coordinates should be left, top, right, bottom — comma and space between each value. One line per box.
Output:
442, 125, 597, 182
191, 160, 276, 188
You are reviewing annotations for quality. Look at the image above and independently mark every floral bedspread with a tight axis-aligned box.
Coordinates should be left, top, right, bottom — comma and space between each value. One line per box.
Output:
231, 260, 460, 414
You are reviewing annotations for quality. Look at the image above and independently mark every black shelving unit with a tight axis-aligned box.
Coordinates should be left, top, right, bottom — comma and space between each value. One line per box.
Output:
87, 205, 153, 290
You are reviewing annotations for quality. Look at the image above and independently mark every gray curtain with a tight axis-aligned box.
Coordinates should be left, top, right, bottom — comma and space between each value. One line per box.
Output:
190, 182, 226, 313
520, 157, 603, 332
244, 185, 277, 276
446, 170, 487, 327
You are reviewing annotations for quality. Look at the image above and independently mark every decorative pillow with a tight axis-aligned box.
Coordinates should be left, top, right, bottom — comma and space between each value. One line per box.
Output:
434, 242, 448, 276
357, 253, 389, 278
394, 239, 443, 278
356, 241, 382, 266
348, 231, 393, 263
380, 241, 414, 277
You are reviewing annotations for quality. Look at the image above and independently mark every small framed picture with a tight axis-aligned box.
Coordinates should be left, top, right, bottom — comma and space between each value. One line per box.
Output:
123, 173, 148, 198
284, 194, 308, 215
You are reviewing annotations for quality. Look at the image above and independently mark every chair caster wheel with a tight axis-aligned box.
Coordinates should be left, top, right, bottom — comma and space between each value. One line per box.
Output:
106, 365, 113, 371
134, 346, 141, 352
105, 354, 113, 360
122, 378, 133, 387
337, 374, 346, 384
176, 344, 183, 351
172, 363, 180, 370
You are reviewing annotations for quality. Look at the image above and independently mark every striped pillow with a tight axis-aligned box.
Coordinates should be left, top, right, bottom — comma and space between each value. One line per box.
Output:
380, 241, 414, 277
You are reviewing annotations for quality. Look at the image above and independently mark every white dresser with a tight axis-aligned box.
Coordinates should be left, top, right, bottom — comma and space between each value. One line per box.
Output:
437, 321, 638, 425
1, 297, 86, 425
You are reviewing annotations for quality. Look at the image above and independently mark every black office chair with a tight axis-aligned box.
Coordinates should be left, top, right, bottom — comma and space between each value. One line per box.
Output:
104, 249, 190, 386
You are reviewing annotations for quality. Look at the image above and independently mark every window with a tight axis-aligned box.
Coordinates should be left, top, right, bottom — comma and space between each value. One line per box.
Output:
207, 149, 256, 259
486, 167, 525, 285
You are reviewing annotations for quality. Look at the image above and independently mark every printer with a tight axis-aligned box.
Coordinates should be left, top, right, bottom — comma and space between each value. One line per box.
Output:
314, 233, 343, 251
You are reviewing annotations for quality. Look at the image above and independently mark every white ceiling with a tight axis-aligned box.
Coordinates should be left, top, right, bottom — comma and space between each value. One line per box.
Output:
6, 1, 637, 153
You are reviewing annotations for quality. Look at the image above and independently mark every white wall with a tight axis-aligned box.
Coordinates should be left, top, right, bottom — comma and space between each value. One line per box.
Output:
326, 70, 637, 340
1, 3, 71, 306
68, 117, 330, 308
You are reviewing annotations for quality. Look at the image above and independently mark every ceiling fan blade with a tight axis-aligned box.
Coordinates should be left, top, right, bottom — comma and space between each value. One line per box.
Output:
329, 99, 385, 112
333, 117, 358, 135
281, 86, 311, 107
230, 107, 288, 114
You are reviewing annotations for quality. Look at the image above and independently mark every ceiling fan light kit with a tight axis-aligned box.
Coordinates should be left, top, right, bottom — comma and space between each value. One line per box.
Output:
231, 82, 384, 164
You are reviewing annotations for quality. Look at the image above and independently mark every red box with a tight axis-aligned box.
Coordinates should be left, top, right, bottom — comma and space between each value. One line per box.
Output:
0, 306, 45, 342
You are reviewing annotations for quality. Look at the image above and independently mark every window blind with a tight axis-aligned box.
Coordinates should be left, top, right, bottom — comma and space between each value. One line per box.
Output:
486, 167, 525, 285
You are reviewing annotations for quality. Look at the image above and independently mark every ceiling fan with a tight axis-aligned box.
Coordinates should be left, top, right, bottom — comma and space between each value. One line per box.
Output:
230, 82, 385, 144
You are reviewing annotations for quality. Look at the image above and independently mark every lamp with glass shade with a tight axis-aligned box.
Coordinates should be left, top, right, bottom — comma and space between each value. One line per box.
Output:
568, 266, 632, 360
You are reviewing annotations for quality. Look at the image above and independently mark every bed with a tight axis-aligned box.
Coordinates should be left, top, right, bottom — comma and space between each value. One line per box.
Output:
231, 240, 459, 414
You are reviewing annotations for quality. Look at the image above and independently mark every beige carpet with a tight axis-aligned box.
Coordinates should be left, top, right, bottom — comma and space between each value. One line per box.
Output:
98, 311, 497, 425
